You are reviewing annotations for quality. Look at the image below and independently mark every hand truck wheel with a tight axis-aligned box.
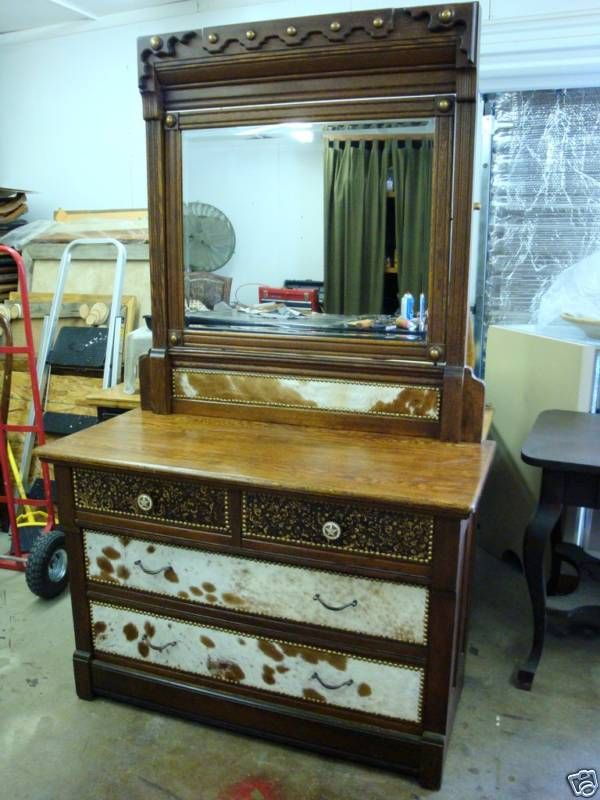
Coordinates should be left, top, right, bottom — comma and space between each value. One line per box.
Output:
25, 530, 68, 599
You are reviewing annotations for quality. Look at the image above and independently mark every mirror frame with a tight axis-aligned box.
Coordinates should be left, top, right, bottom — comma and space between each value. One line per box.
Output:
138, 4, 483, 441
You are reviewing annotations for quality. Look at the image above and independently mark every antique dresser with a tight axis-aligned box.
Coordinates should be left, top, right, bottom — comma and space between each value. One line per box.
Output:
38, 4, 494, 790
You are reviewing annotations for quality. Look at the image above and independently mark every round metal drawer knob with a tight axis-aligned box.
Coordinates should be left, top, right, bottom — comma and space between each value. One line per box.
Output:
137, 493, 153, 512
322, 521, 341, 541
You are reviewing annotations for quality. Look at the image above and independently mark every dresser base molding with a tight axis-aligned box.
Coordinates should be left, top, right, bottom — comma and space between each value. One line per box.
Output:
88, 657, 447, 790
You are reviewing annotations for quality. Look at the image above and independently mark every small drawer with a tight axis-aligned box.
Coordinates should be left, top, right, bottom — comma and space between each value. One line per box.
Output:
73, 468, 230, 533
84, 530, 429, 645
90, 600, 424, 723
242, 490, 433, 564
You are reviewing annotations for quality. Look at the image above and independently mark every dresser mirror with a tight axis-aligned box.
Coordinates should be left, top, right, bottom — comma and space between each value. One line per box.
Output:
138, 4, 483, 440
182, 116, 435, 342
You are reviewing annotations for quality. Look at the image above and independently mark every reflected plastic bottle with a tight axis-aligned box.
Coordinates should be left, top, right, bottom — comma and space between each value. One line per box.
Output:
123, 319, 152, 394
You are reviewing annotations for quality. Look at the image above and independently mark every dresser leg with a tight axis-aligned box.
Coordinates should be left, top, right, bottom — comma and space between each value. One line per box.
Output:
419, 732, 445, 790
73, 650, 95, 700
516, 501, 562, 691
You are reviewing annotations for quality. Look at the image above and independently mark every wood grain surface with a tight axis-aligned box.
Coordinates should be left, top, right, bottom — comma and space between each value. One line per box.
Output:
36, 408, 493, 516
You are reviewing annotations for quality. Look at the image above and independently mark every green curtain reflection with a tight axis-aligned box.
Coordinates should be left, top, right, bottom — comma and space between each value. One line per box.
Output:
324, 140, 389, 314
391, 140, 433, 301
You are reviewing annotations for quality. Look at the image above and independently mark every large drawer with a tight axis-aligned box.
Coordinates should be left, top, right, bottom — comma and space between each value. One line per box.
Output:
73, 468, 230, 533
90, 600, 424, 723
84, 530, 428, 645
242, 490, 433, 564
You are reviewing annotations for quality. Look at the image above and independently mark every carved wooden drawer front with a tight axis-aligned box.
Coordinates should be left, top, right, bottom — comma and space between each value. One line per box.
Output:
73, 468, 230, 533
84, 530, 429, 645
242, 491, 433, 564
90, 601, 424, 723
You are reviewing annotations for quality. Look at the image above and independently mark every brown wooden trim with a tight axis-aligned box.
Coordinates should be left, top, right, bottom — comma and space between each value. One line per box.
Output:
176, 334, 439, 366
422, 588, 457, 734
176, 95, 441, 127
91, 658, 432, 780
169, 74, 458, 116
428, 113, 453, 349
55, 465, 91, 652
73, 651, 95, 700
461, 366, 485, 443
165, 128, 183, 332
138, 6, 479, 90
171, 398, 439, 437
146, 118, 167, 349
431, 517, 464, 593
440, 87, 477, 440
419, 731, 446, 791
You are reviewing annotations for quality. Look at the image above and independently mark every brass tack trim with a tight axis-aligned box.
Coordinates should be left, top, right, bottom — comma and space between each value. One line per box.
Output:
435, 99, 451, 113
169, 331, 179, 344
83, 529, 430, 646
241, 528, 433, 564
90, 600, 425, 722
329, 21, 341, 32
172, 368, 441, 422
207, 32, 218, 44
241, 493, 434, 565
286, 25, 297, 36
149, 35, 162, 50
73, 470, 231, 533
246, 30, 256, 40
373, 17, 384, 29
438, 8, 455, 23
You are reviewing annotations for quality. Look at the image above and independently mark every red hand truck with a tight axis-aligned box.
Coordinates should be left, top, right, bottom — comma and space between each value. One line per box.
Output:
0, 244, 67, 598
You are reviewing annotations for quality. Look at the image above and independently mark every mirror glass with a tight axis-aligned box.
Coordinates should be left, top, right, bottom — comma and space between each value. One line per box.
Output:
182, 117, 434, 340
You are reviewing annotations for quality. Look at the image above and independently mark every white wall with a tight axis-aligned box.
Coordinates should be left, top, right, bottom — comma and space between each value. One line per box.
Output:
182, 130, 324, 304
2, 0, 600, 220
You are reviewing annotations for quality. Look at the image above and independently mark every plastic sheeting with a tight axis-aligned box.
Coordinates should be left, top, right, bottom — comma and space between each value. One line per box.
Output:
0, 219, 53, 249
484, 89, 600, 332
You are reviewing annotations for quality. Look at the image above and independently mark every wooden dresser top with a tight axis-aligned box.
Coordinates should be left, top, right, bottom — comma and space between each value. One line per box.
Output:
37, 409, 494, 517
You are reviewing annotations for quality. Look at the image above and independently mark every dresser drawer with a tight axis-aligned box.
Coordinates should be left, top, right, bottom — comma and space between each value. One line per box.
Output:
73, 468, 230, 533
242, 491, 433, 564
85, 530, 428, 645
90, 601, 424, 723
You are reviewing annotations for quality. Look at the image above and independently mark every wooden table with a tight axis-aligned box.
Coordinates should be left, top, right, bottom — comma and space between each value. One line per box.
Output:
516, 410, 600, 690
82, 383, 140, 421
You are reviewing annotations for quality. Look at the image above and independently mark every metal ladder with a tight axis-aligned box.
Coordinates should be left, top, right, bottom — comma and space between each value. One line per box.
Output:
20, 238, 127, 487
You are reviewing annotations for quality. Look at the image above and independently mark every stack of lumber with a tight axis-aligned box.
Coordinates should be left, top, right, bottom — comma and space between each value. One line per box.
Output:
0, 187, 30, 299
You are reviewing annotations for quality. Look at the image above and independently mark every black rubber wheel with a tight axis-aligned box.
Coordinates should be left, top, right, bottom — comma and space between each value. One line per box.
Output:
25, 530, 68, 599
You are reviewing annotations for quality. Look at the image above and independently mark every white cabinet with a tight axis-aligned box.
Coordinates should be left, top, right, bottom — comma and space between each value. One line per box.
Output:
479, 324, 600, 562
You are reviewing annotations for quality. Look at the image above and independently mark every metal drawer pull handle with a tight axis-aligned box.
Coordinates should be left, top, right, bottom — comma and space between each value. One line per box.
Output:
141, 634, 177, 653
313, 593, 358, 612
137, 493, 153, 512
311, 672, 353, 691
322, 521, 341, 541
134, 559, 171, 576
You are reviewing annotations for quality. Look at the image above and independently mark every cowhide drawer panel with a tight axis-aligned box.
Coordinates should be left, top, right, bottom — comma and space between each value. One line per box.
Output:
84, 530, 429, 645
90, 601, 424, 723
242, 491, 433, 564
172, 368, 440, 421
72, 468, 230, 533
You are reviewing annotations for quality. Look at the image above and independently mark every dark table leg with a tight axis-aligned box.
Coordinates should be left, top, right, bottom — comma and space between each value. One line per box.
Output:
516, 500, 563, 691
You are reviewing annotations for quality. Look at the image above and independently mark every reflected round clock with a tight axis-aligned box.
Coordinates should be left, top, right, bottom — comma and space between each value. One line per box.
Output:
184, 202, 236, 272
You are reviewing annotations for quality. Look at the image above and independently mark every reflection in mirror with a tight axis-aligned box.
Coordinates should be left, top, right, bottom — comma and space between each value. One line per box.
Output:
182, 118, 434, 340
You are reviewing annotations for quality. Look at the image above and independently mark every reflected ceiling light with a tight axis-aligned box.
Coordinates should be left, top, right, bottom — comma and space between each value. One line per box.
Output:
291, 129, 314, 143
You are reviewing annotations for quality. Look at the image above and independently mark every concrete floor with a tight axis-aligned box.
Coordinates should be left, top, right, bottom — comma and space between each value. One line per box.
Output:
1, 536, 599, 800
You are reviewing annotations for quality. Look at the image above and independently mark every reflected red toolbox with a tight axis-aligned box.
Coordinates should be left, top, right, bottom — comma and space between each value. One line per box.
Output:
258, 285, 320, 311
